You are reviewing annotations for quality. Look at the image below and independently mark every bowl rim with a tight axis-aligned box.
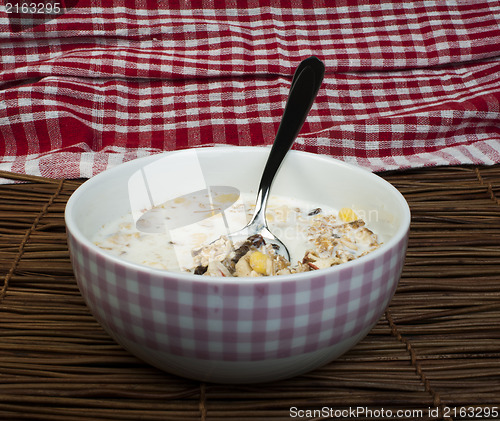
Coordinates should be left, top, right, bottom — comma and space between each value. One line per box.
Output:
65, 146, 411, 284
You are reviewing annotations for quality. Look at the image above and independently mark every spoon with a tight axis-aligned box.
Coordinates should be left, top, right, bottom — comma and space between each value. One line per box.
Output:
222, 56, 325, 260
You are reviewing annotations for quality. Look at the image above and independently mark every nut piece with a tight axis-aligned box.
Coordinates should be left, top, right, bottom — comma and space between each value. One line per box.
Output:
235, 253, 253, 277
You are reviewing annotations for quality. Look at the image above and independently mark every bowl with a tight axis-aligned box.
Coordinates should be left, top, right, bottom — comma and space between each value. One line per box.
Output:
65, 146, 410, 383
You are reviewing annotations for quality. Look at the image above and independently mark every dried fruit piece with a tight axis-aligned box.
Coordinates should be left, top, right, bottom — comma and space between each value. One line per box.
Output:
338, 207, 358, 222
249, 251, 270, 275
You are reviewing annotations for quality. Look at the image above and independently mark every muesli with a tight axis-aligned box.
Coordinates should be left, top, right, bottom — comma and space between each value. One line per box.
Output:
93, 192, 381, 277
190, 209, 380, 277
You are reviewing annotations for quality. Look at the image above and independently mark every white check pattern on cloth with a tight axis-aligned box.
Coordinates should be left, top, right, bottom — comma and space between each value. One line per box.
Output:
68, 231, 407, 361
1, 1, 500, 180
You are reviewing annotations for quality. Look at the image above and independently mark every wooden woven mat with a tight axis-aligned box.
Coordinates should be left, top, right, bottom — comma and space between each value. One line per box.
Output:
1, 166, 499, 421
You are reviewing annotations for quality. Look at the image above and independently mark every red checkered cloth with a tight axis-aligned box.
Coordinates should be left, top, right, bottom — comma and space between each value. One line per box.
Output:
1, 0, 500, 180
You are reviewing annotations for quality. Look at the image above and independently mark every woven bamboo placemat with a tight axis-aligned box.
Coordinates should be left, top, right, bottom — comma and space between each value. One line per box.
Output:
1, 165, 499, 421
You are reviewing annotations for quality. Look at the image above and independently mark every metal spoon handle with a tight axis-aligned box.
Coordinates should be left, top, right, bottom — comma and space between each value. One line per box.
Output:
250, 56, 325, 226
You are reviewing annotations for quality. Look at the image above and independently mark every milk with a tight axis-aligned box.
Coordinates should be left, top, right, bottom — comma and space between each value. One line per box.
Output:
93, 192, 378, 273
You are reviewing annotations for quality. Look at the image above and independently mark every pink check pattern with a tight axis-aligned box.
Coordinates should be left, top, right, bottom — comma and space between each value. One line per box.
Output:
2, 0, 500, 179
68, 231, 407, 361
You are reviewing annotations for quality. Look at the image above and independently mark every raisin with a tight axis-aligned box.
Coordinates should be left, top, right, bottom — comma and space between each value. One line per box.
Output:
308, 208, 322, 216
248, 234, 266, 248
231, 234, 265, 266
231, 243, 250, 264
194, 265, 207, 275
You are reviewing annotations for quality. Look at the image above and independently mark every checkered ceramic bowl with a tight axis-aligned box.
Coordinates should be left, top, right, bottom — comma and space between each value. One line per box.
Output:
65, 147, 410, 383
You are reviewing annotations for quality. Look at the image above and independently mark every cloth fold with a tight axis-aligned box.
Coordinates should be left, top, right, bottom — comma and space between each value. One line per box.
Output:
1, 1, 500, 179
